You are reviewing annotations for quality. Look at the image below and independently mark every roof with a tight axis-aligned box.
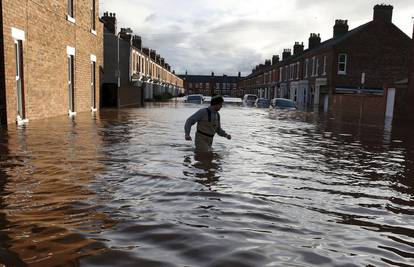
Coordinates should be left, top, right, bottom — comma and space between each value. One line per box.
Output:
177, 74, 241, 83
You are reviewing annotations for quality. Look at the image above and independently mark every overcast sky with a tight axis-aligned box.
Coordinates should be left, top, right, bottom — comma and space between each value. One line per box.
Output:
100, 0, 414, 76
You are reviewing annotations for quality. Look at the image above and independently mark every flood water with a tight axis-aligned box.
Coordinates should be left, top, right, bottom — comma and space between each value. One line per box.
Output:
0, 102, 413, 267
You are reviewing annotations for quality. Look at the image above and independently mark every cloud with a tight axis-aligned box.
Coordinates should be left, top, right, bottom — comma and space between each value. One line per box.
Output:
100, 0, 414, 76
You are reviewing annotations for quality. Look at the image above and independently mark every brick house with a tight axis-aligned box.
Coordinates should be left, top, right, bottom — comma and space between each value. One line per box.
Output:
239, 5, 411, 123
0, 0, 104, 125
178, 72, 243, 97
409, 24, 414, 114
100, 12, 184, 107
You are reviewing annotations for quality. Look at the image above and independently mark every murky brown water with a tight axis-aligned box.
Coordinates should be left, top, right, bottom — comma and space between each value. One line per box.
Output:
0, 102, 413, 267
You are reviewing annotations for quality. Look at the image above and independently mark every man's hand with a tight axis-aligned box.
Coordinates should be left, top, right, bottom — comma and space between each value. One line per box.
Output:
185, 134, 192, 141
226, 134, 232, 140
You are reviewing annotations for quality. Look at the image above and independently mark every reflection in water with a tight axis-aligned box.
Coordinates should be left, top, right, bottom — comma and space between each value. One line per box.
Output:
0, 115, 117, 266
183, 151, 222, 188
0, 103, 413, 267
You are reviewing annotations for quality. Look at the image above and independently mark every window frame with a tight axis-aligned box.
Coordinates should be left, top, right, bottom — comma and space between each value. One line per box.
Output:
67, 0, 75, 23
338, 53, 348, 75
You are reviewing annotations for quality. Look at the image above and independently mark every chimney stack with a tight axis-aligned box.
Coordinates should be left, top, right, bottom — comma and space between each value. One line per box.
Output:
308, 33, 321, 50
265, 59, 271, 66
101, 12, 117, 34
282, 49, 291, 60
333, 20, 349, 38
150, 50, 156, 61
119, 28, 133, 43
238, 71, 241, 78
373, 4, 393, 23
155, 54, 161, 64
293, 42, 304, 55
142, 47, 150, 56
160, 58, 165, 67
211, 72, 215, 76
132, 35, 142, 51
272, 55, 280, 65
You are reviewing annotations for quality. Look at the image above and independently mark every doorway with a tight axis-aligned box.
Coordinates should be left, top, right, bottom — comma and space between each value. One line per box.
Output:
15, 40, 25, 120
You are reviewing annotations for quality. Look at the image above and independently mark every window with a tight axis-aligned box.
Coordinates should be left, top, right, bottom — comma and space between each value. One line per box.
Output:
285, 66, 288, 81
296, 62, 300, 79
311, 57, 315, 76
67, 0, 75, 22
91, 55, 96, 109
91, 0, 96, 32
316, 58, 319, 77
323, 56, 327, 75
305, 59, 309, 78
279, 67, 282, 82
289, 64, 294, 80
338, 53, 347, 74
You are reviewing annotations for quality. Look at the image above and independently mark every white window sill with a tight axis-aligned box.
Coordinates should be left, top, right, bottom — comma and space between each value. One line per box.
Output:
91, 29, 97, 35
68, 110, 77, 117
91, 107, 97, 112
338, 71, 347, 75
67, 15, 76, 24
16, 116, 29, 125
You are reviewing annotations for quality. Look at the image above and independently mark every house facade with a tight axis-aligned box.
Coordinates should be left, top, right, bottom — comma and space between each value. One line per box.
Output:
239, 5, 411, 122
1, 0, 103, 125
179, 72, 243, 97
101, 12, 183, 107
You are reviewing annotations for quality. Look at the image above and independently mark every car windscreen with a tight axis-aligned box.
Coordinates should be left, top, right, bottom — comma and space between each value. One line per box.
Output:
276, 99, 295, 107
258, 99, 270, 104
187, 96, 202, 101
247, 96, 257, 101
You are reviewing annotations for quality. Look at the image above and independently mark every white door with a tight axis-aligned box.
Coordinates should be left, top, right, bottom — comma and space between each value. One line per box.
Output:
385, 88, 396, 119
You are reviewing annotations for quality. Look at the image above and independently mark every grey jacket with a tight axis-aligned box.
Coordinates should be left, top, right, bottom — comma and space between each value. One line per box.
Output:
184, 107, 228, 137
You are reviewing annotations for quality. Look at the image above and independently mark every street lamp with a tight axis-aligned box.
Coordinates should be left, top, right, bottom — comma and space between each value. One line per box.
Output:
117, 28, 133, 108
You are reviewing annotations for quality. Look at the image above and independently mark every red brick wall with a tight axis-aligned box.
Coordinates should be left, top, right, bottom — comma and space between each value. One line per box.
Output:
334, 22, 411, 90
2, 0, 103, 124
408, 27, 414, 106
0, 4, 6, 125
330, 94, 387, 125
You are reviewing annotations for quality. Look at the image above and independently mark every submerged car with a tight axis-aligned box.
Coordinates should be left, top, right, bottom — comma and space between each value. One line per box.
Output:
271, 98, 297, 109
242, 94, 258, 106
255, 98, 271, 108
185, 94, 204, 104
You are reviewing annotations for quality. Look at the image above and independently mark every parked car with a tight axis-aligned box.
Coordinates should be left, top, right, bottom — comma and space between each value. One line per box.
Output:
185, 94, 204, 104
242, 94, 258, 106
255, 98, 271, 108
271, 98, 297, 109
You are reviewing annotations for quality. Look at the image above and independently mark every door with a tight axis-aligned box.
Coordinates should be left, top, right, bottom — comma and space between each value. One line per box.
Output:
15, 40, 25, 119
68, 55, 74, 112
91, 61, 96, 109
385, 88, 396, 119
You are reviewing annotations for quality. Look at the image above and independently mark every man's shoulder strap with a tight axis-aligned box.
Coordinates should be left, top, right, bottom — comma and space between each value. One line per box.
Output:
206, 108, 219, 123
206, 108, 211, 122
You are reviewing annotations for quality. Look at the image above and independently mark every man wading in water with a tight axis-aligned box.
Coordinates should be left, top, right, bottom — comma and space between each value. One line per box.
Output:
184, 95, 231, 152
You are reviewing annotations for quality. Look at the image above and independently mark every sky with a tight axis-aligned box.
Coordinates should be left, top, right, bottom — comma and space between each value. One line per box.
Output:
100, 0, 414, 76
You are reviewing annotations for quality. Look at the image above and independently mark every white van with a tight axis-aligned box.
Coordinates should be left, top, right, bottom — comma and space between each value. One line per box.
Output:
242, 94, 258, 106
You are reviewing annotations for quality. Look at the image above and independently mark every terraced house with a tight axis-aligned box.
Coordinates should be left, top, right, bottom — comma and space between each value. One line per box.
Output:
0, 0, 103, 125
239, 5, 411, 123
100, 12, 184, 107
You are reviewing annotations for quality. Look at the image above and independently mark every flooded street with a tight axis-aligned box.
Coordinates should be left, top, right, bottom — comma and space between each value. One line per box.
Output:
0, 102, 413, 267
